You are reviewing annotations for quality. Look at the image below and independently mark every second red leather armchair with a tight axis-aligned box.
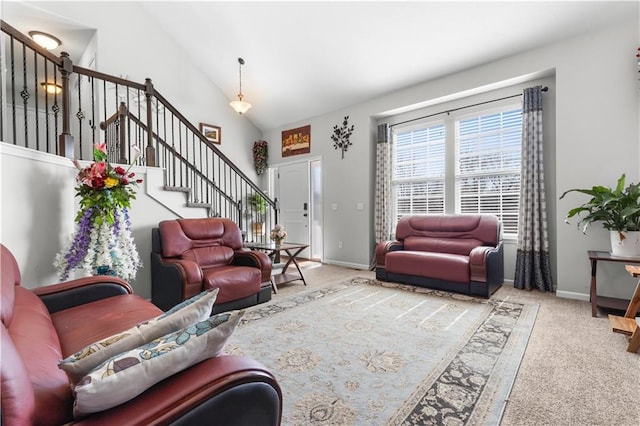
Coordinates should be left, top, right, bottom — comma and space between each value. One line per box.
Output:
151, 218, 272, 314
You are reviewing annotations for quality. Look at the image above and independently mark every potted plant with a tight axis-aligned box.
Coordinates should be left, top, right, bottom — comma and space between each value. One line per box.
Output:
560, 173, 640, 257
247, 193, 267, 234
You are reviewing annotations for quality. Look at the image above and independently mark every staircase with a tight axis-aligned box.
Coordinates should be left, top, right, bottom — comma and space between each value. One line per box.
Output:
0, 20, 276, 241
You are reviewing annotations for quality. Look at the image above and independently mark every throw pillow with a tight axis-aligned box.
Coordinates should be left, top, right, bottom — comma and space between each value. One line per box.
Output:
59, 288, 219, 382
73, 310, 244, 417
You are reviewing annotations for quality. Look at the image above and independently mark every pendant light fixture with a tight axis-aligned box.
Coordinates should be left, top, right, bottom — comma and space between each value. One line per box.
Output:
229, 57, 252, 115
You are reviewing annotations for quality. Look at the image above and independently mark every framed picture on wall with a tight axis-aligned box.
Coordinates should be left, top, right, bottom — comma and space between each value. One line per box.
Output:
282, 125, 311, 157
199, 123, 221, 144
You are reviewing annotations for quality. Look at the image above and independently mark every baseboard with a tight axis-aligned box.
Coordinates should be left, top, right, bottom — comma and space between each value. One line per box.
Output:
556, 290, 590, 302
323, 259, 371, 271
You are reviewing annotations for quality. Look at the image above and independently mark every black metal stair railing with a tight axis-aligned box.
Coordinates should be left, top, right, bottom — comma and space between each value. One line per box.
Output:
0, 19, 276, 241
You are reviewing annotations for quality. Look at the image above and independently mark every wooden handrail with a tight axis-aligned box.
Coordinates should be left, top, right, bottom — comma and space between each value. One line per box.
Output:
0, 21, 61, 64
73, 65, 146, 91
153, 90, 275, 209
1, 18, 276, 233
126, 113, 238, 208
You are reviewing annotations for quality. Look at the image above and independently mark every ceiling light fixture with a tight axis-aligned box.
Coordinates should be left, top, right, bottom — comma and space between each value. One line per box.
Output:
229, 57, 252, 115
29, 31, 62, 50
41, 82, 62, 95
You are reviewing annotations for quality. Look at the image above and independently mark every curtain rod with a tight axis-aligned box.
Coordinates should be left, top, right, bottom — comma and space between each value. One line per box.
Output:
390, 86, 549, 128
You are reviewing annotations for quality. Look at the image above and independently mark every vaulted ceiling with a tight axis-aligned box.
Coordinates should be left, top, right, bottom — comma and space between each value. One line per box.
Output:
4, 1, 638, 131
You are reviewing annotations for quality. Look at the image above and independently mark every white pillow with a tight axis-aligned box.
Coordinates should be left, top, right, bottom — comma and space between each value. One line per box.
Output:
73, 310, 244, 417
59, 288, 219, 382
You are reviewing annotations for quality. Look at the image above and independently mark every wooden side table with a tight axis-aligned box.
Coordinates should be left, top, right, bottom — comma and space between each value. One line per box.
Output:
607, 265, 640, 353
587, 250, 640, 317
244, 242, 309, 293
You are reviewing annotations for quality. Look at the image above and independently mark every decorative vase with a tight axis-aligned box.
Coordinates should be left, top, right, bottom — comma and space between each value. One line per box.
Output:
610, 230, 640, 258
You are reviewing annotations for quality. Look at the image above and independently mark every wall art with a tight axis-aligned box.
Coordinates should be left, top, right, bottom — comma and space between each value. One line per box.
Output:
199, 122, 221, 144
282, 125, 311, 157
331, 115, 354, 159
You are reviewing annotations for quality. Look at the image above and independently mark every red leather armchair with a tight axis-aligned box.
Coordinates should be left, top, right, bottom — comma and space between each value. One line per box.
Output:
0, 244, 282, 426
376, 214, 504, 298
151, 218, 272, 314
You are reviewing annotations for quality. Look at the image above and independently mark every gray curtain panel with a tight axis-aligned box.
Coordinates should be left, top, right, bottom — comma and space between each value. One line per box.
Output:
514, 86, 554, 291
375, 123, 392, 243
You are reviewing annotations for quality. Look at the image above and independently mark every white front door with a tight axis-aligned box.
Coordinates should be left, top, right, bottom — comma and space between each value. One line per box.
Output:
278, 161, 310, 258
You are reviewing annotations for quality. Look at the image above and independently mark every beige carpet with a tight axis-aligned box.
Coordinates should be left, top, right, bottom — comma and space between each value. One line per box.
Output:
261, 262, 640, 426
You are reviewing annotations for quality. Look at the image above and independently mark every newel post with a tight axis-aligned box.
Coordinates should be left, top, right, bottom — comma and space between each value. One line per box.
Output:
118, 102, 128, 164
58, 52, 74, 158
144, 78, 156, 166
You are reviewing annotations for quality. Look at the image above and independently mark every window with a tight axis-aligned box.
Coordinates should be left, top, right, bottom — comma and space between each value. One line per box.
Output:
456, 109, 522, 236
392, 124, 445, 220
390, 104, 522, 238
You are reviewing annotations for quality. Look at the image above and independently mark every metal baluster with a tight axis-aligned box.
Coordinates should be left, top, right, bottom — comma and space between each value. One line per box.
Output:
77, 74, 84, 155
52, 67, 59, 155
21, 43, 29, 148
33, 48, 39, 151
90, 76, 96, 146
43, 56, 49, 153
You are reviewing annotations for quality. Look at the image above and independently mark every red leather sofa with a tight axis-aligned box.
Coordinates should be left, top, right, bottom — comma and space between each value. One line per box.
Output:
151, 218, 272, 314
1, 244, 282, 426
375, 214, 504, 298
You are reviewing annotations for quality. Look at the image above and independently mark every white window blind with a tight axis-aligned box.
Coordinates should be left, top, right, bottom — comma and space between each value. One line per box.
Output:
455, 108, 522, 236
392, 124, 445, 221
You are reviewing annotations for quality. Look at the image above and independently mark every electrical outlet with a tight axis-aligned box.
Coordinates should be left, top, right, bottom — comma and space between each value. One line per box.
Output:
338, 241, 343, 249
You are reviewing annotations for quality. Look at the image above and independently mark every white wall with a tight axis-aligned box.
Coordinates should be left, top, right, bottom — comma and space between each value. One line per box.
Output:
0, 142, 178, 299
264, 15, 640, 299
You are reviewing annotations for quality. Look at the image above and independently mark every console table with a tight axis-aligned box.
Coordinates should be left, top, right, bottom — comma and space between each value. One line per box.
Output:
244, 242, 309, 293
588, 250, 640, 317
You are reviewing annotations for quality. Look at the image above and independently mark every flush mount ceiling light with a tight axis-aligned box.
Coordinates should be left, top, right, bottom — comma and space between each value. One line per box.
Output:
229, 57, 252, 115
29, 31, 62, 50
41, 82, 62, 95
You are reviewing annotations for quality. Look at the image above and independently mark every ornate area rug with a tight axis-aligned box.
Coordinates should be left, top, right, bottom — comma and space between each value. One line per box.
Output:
225, 278, 538, 425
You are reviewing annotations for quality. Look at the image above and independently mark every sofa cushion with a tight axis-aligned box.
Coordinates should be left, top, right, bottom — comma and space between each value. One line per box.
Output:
58, 289, 218, 381
396, 214, 499, 246
10, 286, 73, 426
159, 218, 243, 259
73, 310, 244, 417
403, 236, 483, 256
386, 251, 471, 283
202, 265, 261, 304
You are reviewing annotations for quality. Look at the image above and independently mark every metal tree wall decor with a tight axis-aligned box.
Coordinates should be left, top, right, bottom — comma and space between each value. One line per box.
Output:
331, 115, 355, 159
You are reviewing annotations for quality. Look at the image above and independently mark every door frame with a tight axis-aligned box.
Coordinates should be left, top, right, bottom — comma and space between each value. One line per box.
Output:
268, 156, 323, 261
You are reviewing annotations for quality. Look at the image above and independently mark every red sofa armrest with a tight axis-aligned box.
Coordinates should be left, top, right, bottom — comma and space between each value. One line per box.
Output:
233, 250, 272, 283
163, 258, 203, 285
375, 241, 403, 268
71, 356, 282, 426
32, 276, 133, 314
469, 242, 503, 283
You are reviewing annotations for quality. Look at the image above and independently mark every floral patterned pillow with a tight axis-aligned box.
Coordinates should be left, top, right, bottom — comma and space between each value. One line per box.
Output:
73, 310, 244, 417
59, 288, 219, 382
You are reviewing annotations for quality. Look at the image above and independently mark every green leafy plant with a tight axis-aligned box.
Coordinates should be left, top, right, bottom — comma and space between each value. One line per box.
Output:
560, 173, 640, 239
247, 193, 266, 219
